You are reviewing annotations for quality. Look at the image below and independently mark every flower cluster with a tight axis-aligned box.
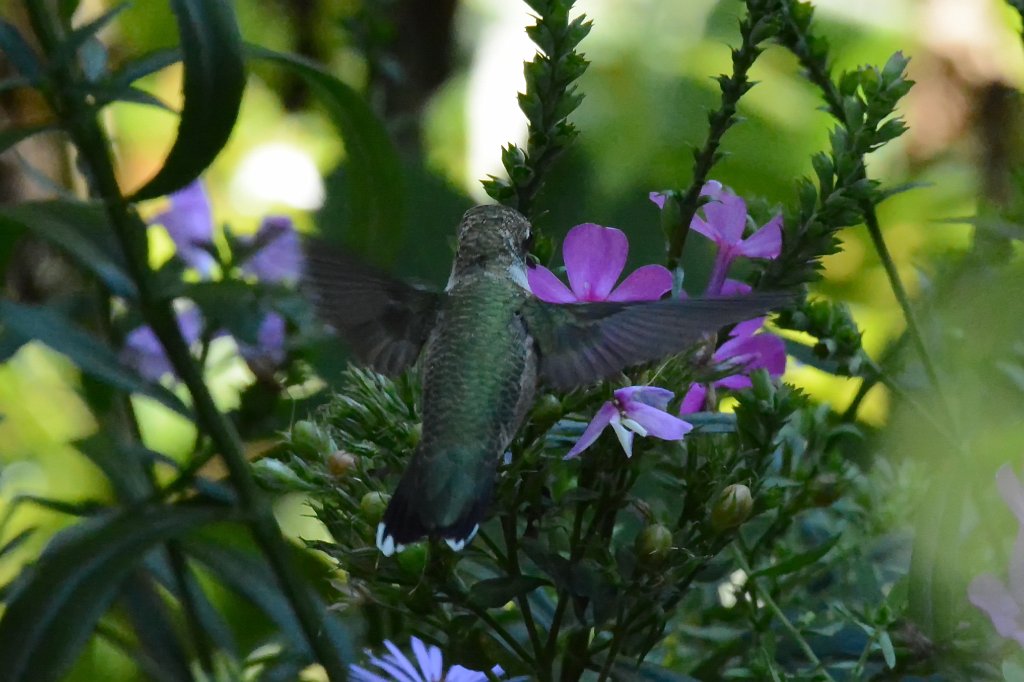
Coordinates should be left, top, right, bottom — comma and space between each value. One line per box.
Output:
535, 181, 786, 459
351, 636, 504, 682
969, 465, 1024, 645
122, 180, 300, 382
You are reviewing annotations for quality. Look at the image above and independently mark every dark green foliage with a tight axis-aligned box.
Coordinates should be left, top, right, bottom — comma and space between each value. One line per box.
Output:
483, 0, 592, 220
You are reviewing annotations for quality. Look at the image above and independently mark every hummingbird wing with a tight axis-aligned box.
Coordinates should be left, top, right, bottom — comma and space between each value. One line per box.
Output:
521, 293, 790, 390
302, 240, 443, 376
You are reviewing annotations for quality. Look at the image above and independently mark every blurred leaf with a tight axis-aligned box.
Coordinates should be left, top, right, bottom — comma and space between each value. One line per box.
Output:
0, 201, 136, 299
0, 504, 226, 682
0, 300, 190, 417
183, 537, 351, 662
118, 571, 193, 682
58, 0, 82, 26
132, 0, 244, 201
0, 20, 43, 83
109, 47, 181, 87
0, 124, 57, 156
0, 527, 35, 562
878, 629, 895, 668
55, 3, 128, 66
468, 575, 551, 608
750, 534, 840, 579
247, 45, 404, 265
93, 84, 173, 111
184, 280, 262, 344
73, 434, 152, 501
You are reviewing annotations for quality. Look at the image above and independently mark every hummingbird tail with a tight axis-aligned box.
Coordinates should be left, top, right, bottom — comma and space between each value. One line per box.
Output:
375, 468, 492, 556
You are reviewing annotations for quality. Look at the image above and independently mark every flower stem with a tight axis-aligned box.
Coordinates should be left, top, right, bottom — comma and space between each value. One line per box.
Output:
666, 0, 776, 270
26, 5, 349, 676
733, 545, 838, 682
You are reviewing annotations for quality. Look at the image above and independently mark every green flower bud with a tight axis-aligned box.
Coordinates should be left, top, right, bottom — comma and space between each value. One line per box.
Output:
531, 393, 562, 423
711, 484, 753, 531
637, 523, 674, 562
396, 543, 428, 574
326, 450, 358, 478
291, 420, 333, 455
360, 491, 389, 524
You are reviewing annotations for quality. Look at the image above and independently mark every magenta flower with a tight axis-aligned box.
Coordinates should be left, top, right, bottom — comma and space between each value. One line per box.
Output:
238, 311, 287, 379
651, 182, 781, 296
121, 305, 203, 382
350, 636, 504, 682
527, 223, 672, 303
149, 180, 216, 276
566, 386, 693, 459
969, 465, 1024, 646
678, 280, 786, 414
240, 215, 302, 283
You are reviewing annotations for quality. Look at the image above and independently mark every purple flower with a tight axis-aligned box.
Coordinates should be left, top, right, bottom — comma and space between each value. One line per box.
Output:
350, 636, 503, 682
149, 180, 216, 276
121, 306, 203, 382
678, 280, 786, 414
240, 215, 302, 283
238, 311, 287, 379
652, 182, 781, 296
566, 386, 693, 459
527, 223, 672, 303
969, 465, 1024, 646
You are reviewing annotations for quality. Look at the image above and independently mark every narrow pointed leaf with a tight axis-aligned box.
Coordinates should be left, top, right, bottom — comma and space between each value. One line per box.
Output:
0, 301, 190, 417
132, 0, 244, 200
0, 201, 136, 298
0, 505, 226, 682
247, 45, 404, 265
749, 534, 841, 579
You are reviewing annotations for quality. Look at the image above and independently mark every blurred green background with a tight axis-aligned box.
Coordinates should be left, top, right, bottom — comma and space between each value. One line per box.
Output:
2, 0, 1024, 677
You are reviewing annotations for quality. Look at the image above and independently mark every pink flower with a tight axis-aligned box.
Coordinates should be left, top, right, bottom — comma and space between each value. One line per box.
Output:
969, 465, 1024, 646
566, 386, 693, 459
527, 223, 672, 303
692, 181, 781, 295
679, 281, 786, 414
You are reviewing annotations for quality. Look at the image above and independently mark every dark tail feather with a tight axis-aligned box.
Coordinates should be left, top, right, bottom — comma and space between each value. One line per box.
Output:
376, 467, 494, 556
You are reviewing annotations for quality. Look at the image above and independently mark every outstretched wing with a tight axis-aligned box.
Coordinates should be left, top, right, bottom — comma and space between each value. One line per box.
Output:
302, 239, 443, 376
521, 293, 790, 390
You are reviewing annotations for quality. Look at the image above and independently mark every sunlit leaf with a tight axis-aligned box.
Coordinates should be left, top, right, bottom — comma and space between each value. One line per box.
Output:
247, 45, 404, 265
132, 0, 245, 201
0, 505, 226, 682
0, 300, 190, 417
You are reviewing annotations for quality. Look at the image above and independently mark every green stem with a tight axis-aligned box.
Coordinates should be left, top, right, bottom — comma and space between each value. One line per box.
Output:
501, 513, 547, 677
26, 5, 349, 675
733, 545, 837, 682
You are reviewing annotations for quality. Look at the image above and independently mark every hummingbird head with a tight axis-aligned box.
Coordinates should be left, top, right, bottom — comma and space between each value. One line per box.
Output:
452, 205, 532, 279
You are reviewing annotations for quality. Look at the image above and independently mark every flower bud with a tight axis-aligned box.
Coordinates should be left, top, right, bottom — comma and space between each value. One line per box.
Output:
360, 491, 389, 523
291, 420, 333, 455
531, 393, 562, 423
711, 484, 753, 531
636, 523, 673, 562
396, 543, 428, 574
326, 450, 358, 478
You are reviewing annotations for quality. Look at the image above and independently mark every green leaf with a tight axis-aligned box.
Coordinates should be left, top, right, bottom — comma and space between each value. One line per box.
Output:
109, 47, 182, 88
0, 201, 136, 299
56, 3, 128, 66
468, 575, 551, 608
132, 0, 245, 201
0, 504, 226, 682
117, 571, 193, 682
182, 537, 351, 661
0, 124, 57, 156
0, 527, 35, 562
0, 300, 190, 417
247, 45, 404, 265
0, 21, 43, 83
750, 534, 841, 579
878, 629, 895, 668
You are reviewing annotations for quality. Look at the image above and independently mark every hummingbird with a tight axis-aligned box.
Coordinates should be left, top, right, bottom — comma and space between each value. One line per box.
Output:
304, 204, 786, 556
